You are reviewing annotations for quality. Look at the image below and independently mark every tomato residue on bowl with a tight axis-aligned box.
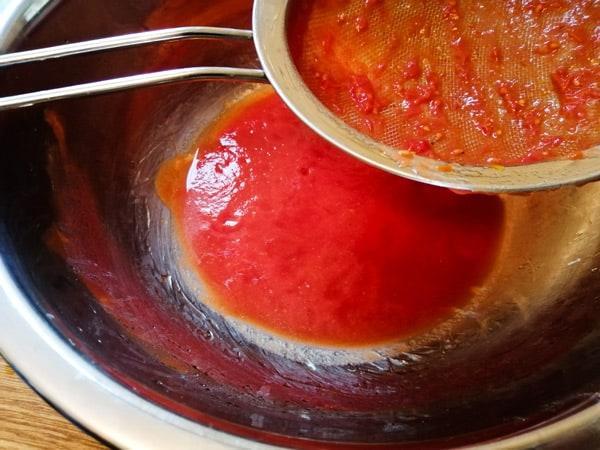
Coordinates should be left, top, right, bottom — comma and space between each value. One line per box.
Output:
156, 89, 504, 346
287, 0, 600, 166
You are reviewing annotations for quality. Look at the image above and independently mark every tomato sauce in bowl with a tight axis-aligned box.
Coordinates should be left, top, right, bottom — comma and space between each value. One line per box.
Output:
157, 89, 504, 346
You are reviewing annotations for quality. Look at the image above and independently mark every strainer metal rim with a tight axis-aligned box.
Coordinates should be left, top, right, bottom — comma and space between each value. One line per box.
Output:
253, 0, 600, 193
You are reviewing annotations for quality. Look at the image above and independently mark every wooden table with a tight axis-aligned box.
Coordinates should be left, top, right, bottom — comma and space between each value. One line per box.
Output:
0, 356, 105, 449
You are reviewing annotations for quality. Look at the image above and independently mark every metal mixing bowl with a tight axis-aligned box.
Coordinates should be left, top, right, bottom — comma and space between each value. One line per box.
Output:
1, 1, 600, 448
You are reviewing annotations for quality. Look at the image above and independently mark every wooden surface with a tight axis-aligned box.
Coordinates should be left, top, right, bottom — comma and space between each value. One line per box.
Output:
0, 356, 106, 449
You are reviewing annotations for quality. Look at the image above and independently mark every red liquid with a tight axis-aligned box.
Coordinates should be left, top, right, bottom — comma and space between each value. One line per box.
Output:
157, 90, 504, 346
287, 0, 600, 166
157, 90, 503, 345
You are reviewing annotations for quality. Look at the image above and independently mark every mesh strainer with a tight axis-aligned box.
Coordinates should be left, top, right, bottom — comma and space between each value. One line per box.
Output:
0, 0, 598, 193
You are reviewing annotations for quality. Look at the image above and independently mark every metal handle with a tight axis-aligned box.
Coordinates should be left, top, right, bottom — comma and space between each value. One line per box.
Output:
0, 26, 268, 110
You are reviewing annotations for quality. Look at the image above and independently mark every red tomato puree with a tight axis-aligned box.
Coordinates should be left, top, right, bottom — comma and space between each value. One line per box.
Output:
156, 89, 504, 346
287, 0, 600, 166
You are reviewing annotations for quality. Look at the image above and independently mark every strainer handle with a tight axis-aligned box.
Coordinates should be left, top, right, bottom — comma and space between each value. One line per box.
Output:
0, 26, 268, 110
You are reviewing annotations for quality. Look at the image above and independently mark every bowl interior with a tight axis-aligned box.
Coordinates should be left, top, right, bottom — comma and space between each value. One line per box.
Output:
1, 0, 600, 447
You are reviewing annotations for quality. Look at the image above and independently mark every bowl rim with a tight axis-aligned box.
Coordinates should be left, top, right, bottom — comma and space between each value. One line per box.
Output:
0, 1, 599, 448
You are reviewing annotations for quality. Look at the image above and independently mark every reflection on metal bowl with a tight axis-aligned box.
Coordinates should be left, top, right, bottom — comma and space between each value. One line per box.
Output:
0, 1, 600, 448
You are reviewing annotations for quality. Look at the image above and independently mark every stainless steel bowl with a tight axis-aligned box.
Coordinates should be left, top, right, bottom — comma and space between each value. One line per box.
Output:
1, 1, 600, 448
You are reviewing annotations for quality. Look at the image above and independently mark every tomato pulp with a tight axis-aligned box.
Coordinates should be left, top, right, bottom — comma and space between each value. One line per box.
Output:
157, 90, 504, 347
288, 0, 600, 166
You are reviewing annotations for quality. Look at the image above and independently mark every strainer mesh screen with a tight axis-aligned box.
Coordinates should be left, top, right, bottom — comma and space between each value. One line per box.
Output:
287, 0, 600, 166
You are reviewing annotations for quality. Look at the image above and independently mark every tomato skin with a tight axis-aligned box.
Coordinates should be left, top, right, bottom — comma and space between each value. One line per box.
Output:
287, 0, 600, 166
